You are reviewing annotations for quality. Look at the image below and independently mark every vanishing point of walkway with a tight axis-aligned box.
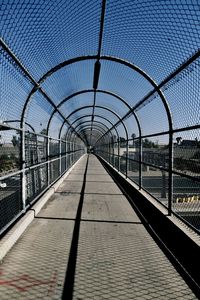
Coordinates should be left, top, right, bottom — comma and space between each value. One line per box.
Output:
0, 155, 197, 299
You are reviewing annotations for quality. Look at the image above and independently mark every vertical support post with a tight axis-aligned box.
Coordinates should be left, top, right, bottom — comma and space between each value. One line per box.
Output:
168, 132, 173, 216
126, 139, 128, 178
21, 127, 26, 211
118, 140, 120, 171
59, 138, 62, 175
72, 141, 74, 163
108, 140, 111, 163
65, 141, 67, 171
69, 142, 71, 166
47, 136, 50, 185
70, 142, 72, 167
139, 135, 142, 189
112, 142, 114, 166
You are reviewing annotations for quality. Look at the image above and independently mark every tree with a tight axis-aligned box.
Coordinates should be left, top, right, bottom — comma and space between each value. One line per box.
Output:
131, 133, 136, 139
118, 137, 126, 147
143, 138, 158, 148
176, 137, 182, 145
40, 128, 47, 135
11, 135, 19, 147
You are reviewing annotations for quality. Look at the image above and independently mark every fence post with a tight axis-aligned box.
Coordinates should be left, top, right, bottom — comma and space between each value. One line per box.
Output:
47, 136, 50, 185
139, 136, 142, 190
118, 141, 120, 171
21, 127, 26, 211
65, 141, 67, 170
59, 139, 62, 175
168, 132, 173, 215
126, 140, 128, 178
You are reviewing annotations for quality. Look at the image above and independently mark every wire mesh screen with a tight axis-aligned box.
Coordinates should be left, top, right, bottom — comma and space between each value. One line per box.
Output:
0, 129, 21, 174
0, 0, 199, 235
26, 165, 48, 205
0, 174, 22, 232
25, 133, 47, 167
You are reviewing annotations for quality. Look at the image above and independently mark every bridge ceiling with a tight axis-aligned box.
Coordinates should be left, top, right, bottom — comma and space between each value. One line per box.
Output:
1, 0, 199, 146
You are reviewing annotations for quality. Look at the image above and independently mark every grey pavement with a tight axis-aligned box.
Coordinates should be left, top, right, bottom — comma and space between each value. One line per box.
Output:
0, 155, 198, 299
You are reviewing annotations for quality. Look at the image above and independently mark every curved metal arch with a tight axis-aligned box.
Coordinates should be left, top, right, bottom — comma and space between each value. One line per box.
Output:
65, 105, 129, 142
22, 55, 172, 141
69, 121, 113, 145
19, 53, 174, 213
50, 89, 141, 140
77, 129, 108, 144
72, 128, 111, 145
74, 120, 111, 135
20, 56, 96, 127
72, 127, 110, 145
101, 55, 172, 131
77, 125, 107, 136
64, 114, 119, 142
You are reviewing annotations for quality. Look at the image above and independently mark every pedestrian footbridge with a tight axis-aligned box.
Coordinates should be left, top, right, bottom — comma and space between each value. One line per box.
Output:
0, 1, 200, 299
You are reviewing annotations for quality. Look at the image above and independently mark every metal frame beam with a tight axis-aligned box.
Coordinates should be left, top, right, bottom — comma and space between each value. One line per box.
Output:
64, 114, 119, 141
46, 89, 141, 141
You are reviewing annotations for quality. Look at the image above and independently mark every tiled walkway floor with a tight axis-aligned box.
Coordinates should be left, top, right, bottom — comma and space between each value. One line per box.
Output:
0, 155, 197, 299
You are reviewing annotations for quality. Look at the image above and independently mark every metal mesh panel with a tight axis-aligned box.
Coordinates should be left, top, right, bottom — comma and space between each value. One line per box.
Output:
48, 113, 64, 139
136, 95, 169, 135
142, 164, 169, 206
1, 0, 101, 80
60, 93, 94, 118
128, 138, 139, 157
26, 91, 54, 134
119, 155, 126, 175
113, 142, 118, 155
61, 141, 66, 154
115, 123, 127, 140
40, 61, 95, 103
0, 129, 21, 174
173, 130, 200, 178
0, 174, 22, 232
49, 139, 60, 159
93, 116, 112, 130
173, 176, 200, 232
103, 0, 200, 82
0, 0, 199, 235
60, 124, 70, 140
98, 60, 153, 105
61, 156, 66, 174
127, 159, 140, 185
94, 107, 119, 124
96, 93, 129, 116
0, 49, 33, 124
68, 107, 93, 123
124, 115, 140, 139
142, 135, 169, 169
26, 164, 48, 204
49, 160, 60, 183
25, 133, 47, 167
162, 58, 200, 130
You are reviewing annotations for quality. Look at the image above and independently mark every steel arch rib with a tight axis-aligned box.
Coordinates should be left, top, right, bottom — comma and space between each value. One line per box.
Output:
64, 114, 119, 141
64, 105, 129, 141
68, 120, 112, 143
48, 89, 141, 140
22, 55, 172, 139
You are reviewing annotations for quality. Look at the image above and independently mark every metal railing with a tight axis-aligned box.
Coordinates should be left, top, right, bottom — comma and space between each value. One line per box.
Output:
0, 125, 85, 235
95, 53, 200, 234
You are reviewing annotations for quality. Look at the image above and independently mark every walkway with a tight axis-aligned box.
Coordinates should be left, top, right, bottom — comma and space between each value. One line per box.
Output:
0, 155, 197, 299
